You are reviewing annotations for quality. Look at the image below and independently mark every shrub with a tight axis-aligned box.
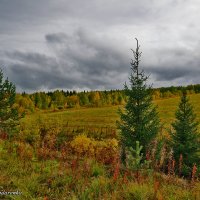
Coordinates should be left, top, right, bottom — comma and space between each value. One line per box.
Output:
15, 142, 33, 159
70, 134, 95, 157
70, 134, 119, 164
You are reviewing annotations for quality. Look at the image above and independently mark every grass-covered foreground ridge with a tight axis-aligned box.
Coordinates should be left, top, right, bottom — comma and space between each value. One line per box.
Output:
0, 93, 200, 199
0, 137, 200, 200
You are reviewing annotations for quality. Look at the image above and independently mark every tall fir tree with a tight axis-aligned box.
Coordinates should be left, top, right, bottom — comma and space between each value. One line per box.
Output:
0, 69, 21, 139
118, 39, 160, 155
170, 91, 199, 175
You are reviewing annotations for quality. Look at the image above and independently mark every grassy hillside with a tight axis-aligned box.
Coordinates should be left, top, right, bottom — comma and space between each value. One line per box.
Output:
21, 93, 200, 130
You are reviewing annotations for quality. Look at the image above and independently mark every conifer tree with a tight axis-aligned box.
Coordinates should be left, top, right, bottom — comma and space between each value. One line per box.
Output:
170, 91, 199, 175
0, 69, 21, 138
118, 39, 160, 155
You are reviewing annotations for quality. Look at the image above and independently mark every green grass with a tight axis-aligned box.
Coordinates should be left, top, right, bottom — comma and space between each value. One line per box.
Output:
21, 93, 200, 130
156, 94, 200, 128
21, 106, 119, 129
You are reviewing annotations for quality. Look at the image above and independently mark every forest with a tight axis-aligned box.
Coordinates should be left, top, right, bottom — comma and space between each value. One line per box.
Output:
14, 84, 200, 113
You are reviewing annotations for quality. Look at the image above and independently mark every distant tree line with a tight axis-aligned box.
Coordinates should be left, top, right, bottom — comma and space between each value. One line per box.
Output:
14, 89, 126, 114
153, 84, 200, 99
13, 84, 200, 114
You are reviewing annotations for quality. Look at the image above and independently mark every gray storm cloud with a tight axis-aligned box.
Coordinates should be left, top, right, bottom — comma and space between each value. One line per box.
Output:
0, 0, 200, 92
4, 29, 128, 91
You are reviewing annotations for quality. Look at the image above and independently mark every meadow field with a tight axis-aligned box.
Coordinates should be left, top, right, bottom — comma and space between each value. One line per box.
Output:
1, 94, 200, 199
21, 93, 200, 131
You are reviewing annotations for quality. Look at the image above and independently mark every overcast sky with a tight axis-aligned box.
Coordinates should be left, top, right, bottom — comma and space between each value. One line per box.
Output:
1, 0, 200, 92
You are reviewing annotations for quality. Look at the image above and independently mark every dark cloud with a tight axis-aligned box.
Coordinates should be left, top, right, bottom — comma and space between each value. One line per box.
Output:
146, 67, 198, 81
5, 51, 57, 69
45, 29, 129, 88
143, 43, 200, 83
4, 34, 127, 92
46, 29, 127, 72
7, 63, 77, 91
45, 33, 69, 43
